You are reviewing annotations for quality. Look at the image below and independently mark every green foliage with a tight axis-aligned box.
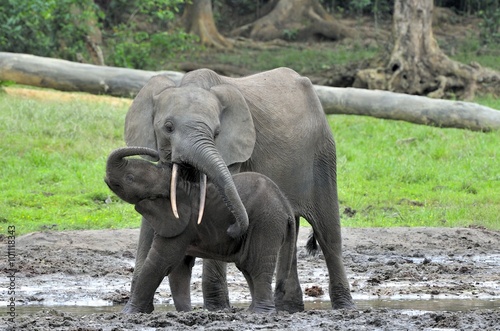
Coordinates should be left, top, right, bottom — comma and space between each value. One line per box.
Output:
0, 0, 193, 67
106, 27, 199, 69
0, 0, 53, 54
100, 0, 185, 28
436, 0, 499, 15
349, 0, 371, 15
478, 2, 500, 45
320, 0, 393, 18
101, 0, 200, 70
0, 0, 100, 60
283, 29, 298, 41
138, 0, 185, 23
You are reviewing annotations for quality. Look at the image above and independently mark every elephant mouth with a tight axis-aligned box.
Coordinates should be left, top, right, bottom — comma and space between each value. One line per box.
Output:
134, 192, 169, 207
175, 163, 200, 182
168, 162, 207, 225
143, 193, 168, 201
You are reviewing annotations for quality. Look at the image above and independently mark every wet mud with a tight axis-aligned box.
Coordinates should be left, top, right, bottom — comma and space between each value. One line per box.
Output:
1, 227, 499, 330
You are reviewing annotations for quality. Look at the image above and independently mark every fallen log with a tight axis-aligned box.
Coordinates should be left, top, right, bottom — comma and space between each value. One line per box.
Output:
1, 52, 499, 131
0, 52, 183, 97
315, 86, 500, 131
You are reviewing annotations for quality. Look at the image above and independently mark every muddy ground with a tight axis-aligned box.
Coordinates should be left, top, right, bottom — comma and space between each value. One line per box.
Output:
1, 227, 499, 330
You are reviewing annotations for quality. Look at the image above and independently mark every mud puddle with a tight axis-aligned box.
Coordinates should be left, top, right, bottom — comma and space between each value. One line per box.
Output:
2, 227, 499, 330
13, 298, 500, 316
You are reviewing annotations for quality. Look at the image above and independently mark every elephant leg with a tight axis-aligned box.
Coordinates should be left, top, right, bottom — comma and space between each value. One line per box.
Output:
238, 260, 276, 313
123, 234, 187, 314
128, 217, 155, 310
274, 218, 304, 313
168, 255, 195, 312
238, 268, 255, 311
306, 192, 354, 309
202, 259, 231, 311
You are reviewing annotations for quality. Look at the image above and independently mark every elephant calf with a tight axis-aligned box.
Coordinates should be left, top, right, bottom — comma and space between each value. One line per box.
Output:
105, 146, 297, 313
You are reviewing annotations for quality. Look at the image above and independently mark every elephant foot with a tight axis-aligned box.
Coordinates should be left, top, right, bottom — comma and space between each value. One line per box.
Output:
331, 298, 356, 310
275, 291, 304, 313
122, 301, 154, 314
249, 302, 276, 314
330, 286, 356, 309
274, 281, 304, 313
204, 298, 231, 311
275, 300, 304, 313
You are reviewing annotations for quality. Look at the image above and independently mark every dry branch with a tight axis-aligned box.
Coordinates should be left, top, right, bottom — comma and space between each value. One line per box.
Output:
1, 52, 499, 131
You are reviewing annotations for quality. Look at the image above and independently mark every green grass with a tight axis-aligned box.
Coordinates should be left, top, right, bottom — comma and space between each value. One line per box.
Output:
0, 92, 138, 235
449, 36, 500, 71
331, 112, 500, 230
1, 88, 499, 236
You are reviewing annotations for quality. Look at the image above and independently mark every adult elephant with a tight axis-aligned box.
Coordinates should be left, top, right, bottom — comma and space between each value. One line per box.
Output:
124, 67, 354, 311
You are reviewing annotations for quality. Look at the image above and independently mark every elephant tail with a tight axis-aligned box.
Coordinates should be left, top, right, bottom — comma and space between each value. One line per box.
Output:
306, 230, 320, 256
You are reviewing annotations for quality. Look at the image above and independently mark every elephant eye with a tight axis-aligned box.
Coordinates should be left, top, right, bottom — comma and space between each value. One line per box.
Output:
214, 128, 220, 139
164, 121, 174, 133
125, 174, 135, 183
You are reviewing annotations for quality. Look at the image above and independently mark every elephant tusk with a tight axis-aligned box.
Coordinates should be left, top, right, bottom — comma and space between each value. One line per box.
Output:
170, 163, 180, 219
197, 173, 207, 224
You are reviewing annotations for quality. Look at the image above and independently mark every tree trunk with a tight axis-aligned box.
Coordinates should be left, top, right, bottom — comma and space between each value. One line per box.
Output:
230, 0, 358, 42
71, 2, 105, 65
182, 0, 232, 48
1, 52, 499, 131
354, 0, 500, 100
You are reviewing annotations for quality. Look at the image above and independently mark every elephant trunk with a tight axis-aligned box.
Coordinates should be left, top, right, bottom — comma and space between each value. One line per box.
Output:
171, 140, 249, 238
106, 147, 159, 174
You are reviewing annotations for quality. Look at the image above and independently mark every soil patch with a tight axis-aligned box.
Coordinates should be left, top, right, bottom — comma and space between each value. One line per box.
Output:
1, 227, 499, 330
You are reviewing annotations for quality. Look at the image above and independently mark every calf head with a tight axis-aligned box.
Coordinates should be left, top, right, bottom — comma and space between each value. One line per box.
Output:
105, 147, 192, 237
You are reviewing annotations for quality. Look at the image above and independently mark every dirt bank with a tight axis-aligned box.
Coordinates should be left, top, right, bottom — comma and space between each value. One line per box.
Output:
1, 227, 499, 330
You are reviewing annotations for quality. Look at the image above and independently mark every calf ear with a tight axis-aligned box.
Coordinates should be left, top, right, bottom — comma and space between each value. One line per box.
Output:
135, 198, 190, 238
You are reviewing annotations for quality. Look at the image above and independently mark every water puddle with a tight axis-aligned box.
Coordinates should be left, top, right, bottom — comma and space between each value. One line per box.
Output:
308, 298, 500, 312
14, 298, 499, 316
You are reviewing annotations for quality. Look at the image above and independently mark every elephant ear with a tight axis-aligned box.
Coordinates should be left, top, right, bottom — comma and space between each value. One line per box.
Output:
125, 74, 177, 152
210, 84, 256, 166
135, 198, 192, 238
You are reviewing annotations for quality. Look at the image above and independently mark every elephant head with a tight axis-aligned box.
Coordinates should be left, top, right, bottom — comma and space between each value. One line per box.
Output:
104, 146, 166, 204
124, 72, 256, 238
104, 146, 193, 238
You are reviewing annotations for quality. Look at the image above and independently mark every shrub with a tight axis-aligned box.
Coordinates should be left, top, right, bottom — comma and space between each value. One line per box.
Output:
0, 0, 101, 61
106, 27, 199, 69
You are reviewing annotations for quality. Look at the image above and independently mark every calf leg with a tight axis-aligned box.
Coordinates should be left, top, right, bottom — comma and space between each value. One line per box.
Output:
202, 259, 231, 310
274, 218, 304, 313
245, 267, 276, 313
168, 255, 196, 312
123, 234, 187, 314
128, 218, 155, 311
238, 255, 277, 313
238, 269, 255, 311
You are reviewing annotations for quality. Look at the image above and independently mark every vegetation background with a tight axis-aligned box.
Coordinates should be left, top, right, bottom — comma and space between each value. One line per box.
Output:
0, 0, 499, 236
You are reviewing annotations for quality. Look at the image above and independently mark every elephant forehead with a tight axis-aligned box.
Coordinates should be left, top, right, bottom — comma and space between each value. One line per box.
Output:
157, 87, 219, 113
